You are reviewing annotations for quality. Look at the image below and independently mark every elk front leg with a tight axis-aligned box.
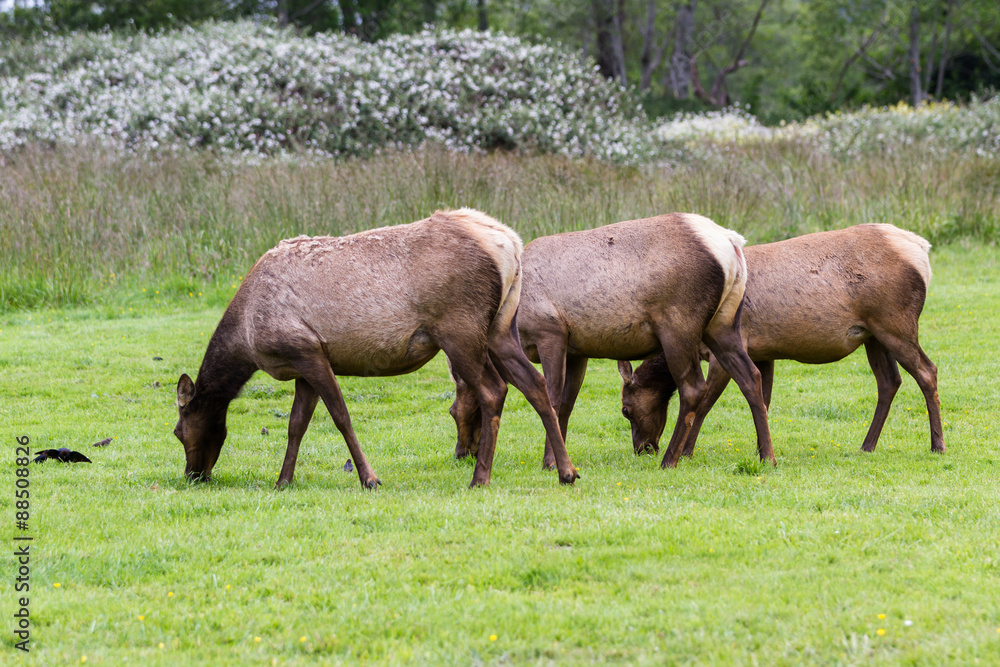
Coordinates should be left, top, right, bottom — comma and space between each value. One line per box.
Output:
277, 378, 320, 489
296, 359, 381, 489
681, 355, 733, 457
449, 370, 482, 459
558, 356, 589, 442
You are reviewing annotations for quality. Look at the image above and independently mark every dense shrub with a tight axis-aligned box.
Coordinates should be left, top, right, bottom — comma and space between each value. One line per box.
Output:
654, 97, 1000, 160
0, 21, 655, 163
803, 98, 1000, 160
654, 106, 772, 144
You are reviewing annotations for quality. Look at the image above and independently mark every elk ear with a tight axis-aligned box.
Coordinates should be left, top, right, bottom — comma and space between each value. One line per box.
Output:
177, 374, 196, 408
617, 360, 634, 385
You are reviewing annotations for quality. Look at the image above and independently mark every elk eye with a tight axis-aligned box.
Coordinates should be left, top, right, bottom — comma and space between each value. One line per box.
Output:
621, 407, 630, 419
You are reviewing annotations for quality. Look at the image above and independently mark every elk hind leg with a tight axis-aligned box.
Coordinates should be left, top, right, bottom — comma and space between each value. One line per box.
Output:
869, 328, 944, 453
540, 354, 588, 469
758, 359, 775, 409
438, 336, 508, 487
703, 324, 774, 465
488, 320, 578, 484
861, 338, 902, 452
559, 356, 589, 443
654, 328, 709, 468
534, 336, 568, 470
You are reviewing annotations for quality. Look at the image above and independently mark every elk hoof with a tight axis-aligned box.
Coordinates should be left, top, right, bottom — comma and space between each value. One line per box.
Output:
558, 468, 580, 485
861, 443, 877, 453
469, 476, 491, 488
541, 458, 557, 470
361, 477, 382, 490
932, 444, 947, 454
275, 477, 292, 490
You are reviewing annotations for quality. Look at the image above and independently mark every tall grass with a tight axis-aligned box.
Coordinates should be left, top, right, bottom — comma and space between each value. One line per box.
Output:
1, 141, 997, 310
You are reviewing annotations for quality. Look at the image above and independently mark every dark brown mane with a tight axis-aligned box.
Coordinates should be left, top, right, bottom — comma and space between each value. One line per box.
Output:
632, 353, 677, 396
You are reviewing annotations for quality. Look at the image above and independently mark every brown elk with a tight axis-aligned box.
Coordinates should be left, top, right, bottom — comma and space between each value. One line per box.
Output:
174, 209, 580, 489
619, 223, 944, 456
451, 213, 774, 470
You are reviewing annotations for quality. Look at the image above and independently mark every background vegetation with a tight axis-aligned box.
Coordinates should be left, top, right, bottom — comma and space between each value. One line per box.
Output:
2, 136, 998, 311
0, 24, 654, 161
2, 0, 999, 123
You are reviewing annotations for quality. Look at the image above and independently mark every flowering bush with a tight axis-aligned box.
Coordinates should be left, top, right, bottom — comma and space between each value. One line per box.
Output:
0, 21, 655, 163
653, 106, 774, 144
653, 97, 1000, 160
800, 98, 1000, 159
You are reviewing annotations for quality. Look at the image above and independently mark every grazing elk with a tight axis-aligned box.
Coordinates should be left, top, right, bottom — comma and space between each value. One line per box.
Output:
451, 213, 774, 470
174, 209, 580, 489
619, 223, 944, 456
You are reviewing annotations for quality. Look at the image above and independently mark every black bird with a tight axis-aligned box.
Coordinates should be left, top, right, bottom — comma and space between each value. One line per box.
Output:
344, 459, 353, 472
33, 448, 92, 463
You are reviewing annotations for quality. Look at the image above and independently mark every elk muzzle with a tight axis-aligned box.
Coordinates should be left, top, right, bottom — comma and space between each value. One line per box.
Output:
633, 440, 659, 456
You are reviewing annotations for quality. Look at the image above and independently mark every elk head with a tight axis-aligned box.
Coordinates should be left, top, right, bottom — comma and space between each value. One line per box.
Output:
174, 374, 227, 481
618, 360, 674, 456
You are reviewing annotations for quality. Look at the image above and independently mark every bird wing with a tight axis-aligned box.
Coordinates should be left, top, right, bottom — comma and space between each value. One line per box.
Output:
33, 450, 58, 462
68, 451, 93, 463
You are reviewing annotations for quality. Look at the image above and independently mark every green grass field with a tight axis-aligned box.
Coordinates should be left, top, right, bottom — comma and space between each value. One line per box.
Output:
3, 239, 999, 664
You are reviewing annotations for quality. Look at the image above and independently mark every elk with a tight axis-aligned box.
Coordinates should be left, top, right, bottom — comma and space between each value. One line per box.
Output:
451, 213, 774, 469
619, 223, 944, 456
174, 209, 580, 489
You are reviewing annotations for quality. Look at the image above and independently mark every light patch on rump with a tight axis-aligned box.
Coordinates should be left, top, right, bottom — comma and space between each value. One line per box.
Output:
875, 223, 933, 287
680, 213, 748, 328
444, 207, 524, 330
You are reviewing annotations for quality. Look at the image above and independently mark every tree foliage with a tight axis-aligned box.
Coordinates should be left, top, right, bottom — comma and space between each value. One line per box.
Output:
1, 0, 997, 121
